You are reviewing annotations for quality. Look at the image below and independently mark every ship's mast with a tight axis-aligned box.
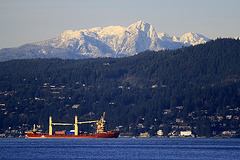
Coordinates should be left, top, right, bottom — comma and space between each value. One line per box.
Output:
49, 116, 52, 135
74, 116, 78, 135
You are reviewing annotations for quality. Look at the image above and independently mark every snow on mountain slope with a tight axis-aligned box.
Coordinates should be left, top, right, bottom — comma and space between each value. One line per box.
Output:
157, 32, 210, 49
117, 21, 162, 54
179, 32, 210, 46
0, 21, 210, 61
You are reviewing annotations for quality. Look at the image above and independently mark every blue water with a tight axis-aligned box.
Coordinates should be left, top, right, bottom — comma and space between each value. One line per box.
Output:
1, 138, 240, 160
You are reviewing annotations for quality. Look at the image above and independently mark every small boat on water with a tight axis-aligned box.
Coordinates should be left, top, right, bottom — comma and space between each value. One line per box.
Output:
25, 112, 119, 138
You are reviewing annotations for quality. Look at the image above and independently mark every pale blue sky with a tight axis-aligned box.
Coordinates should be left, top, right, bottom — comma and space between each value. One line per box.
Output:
0, 0, 239, 49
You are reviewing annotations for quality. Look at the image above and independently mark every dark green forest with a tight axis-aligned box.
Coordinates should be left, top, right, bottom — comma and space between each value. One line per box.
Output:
0, 38, 240, 137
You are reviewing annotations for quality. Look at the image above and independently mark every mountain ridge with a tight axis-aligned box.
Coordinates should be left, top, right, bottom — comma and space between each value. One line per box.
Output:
0, 21, 210, 61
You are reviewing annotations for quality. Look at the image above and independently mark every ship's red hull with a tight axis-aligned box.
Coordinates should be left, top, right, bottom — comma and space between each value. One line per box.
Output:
25, 131, 119, 139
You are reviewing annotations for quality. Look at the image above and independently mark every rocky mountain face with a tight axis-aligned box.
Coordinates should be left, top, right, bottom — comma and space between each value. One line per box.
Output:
0, 21, 210, 61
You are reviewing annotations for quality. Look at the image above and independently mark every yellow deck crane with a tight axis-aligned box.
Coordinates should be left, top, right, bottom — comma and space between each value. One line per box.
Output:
49, 116, 73, 135
75, 112, 106, 135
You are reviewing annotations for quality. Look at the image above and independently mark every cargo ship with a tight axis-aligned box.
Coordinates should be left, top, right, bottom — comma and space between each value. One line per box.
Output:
25, 112, 119, 138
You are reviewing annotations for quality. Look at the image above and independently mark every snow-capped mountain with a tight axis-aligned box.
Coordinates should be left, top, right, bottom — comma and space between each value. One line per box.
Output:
0, 21, 210, 61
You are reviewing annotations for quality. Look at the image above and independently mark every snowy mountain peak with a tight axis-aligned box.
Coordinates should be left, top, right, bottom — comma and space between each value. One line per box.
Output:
127, 21, 152, 32
60, 30, 81, 39
88, 27, 103, 33
180, 32, 210, 45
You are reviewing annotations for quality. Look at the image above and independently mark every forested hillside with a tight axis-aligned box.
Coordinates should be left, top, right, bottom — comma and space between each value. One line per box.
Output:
0, 38, 240, 137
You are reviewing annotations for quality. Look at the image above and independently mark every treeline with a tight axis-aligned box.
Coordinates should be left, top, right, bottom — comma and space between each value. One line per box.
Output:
0, 38, 240, 137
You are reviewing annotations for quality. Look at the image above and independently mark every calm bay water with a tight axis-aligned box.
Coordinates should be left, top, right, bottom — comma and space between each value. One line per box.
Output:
1, 138, 240, 160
